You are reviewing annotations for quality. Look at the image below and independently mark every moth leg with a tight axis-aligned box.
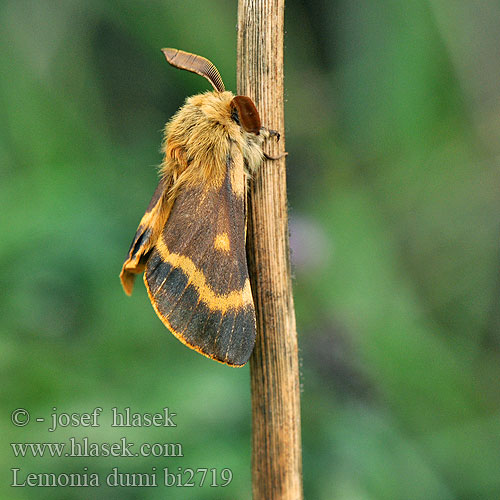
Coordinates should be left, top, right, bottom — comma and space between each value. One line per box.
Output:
264, 151, 288, 161
261, 127, 287, 160
268, 129, 280, 141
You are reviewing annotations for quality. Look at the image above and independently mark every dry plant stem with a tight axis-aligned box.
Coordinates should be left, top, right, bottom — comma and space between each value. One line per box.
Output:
237, 1, 303, 498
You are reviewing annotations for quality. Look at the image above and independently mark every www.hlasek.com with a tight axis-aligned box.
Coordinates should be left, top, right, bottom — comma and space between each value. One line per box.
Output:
11, 437, 182, 458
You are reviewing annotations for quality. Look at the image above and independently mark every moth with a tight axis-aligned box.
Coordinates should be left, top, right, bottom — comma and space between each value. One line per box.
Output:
120, 49, 284, 367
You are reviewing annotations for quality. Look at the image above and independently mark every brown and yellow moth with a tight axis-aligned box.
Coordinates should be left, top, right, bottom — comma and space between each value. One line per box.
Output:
120, 49, 283, 367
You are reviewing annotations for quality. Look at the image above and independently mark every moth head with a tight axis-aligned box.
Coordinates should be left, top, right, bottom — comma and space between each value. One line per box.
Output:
162, 48, 262, 136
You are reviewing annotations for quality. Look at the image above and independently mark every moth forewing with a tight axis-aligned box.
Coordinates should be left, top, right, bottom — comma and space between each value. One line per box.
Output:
143, 152, 256, 366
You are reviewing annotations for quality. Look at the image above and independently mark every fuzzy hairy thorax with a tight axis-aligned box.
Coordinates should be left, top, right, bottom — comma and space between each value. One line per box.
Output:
160, 91, 268, 192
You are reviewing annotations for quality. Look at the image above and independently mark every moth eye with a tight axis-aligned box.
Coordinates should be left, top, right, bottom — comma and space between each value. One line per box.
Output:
231, 107, 241, 125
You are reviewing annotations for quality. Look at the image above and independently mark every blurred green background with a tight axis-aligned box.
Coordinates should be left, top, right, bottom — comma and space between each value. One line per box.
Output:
2, 0, 500, 498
